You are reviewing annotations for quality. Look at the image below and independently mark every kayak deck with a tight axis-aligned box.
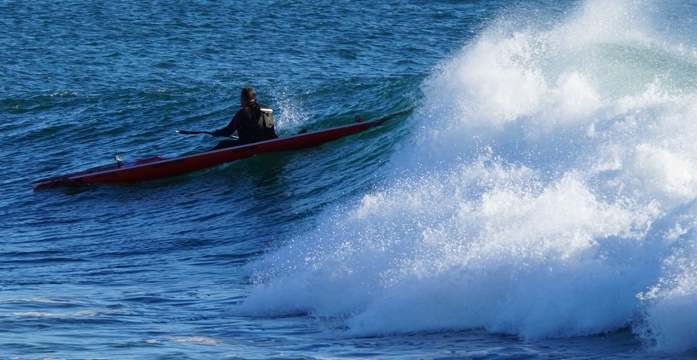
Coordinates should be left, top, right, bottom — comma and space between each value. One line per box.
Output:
32, 110, 408, 190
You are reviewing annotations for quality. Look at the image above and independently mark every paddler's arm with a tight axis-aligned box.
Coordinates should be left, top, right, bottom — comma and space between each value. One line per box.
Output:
212, 110, 241, 137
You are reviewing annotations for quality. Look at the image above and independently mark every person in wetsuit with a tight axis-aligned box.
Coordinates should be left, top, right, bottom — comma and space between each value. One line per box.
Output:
211, 87, 278, 150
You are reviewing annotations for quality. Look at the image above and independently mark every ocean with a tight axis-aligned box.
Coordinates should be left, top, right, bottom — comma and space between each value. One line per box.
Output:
2, 0, 697, 358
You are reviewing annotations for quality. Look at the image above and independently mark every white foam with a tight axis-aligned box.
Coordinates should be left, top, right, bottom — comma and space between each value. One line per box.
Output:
240, 0, 697, 352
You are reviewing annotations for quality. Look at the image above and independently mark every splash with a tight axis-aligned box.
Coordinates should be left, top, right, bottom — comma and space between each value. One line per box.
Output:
239, 0, 697, 353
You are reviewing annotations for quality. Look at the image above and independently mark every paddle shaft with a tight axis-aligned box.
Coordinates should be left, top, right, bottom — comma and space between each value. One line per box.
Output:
176, 130, 236, 138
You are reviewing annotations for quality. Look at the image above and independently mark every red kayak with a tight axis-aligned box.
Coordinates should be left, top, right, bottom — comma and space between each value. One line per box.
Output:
32, 110, 409, 190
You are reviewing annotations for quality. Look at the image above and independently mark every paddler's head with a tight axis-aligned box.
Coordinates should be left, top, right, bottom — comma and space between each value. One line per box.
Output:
240, 87, 256, 107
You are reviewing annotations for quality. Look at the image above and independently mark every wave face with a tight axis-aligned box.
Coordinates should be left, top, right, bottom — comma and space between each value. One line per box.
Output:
240, 0, 697, 352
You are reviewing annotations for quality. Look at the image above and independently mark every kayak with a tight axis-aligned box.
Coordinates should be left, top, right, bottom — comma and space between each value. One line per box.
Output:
32, 110, 409, 190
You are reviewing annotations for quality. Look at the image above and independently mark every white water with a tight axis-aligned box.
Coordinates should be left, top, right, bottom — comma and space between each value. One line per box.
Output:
239, 0, 697, 353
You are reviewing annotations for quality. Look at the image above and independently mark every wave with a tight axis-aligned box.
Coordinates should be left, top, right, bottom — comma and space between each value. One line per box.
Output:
238, 0, 697, 353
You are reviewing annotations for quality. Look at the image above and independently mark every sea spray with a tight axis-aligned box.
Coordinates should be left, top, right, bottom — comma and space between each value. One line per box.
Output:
240, 0, 697, 352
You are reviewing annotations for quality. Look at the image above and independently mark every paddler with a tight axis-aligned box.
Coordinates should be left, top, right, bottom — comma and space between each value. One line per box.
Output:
211, 87, 278, 150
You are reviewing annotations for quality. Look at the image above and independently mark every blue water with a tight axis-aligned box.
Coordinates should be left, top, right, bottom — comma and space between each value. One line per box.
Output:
3, 0, 697, 358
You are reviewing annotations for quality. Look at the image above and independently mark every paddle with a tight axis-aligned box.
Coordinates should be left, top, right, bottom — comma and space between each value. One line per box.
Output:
176, 130, 216, 136
176, 108, 411, 139
176, 130, 237, 139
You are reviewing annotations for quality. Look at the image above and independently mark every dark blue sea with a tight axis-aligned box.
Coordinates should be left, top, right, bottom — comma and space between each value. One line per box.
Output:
3, 0, 697, 358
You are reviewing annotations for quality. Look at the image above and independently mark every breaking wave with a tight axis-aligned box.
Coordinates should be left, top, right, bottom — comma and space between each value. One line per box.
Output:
239, 0, 697, 353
